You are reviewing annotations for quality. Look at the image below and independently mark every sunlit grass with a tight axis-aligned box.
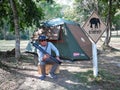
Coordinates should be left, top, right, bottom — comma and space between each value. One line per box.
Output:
0, 40, 29, 51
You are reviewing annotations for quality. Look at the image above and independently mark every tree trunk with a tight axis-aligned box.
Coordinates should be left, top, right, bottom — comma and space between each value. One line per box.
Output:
94, 0, 98, 12
103, 0, 112, 49
9, 0, 20, 62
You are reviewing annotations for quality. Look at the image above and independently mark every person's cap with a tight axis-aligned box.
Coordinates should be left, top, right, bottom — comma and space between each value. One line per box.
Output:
38, 35, 48, 40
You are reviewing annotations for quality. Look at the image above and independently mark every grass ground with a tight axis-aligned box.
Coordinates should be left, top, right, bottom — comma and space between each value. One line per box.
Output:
0, 40, 28, 52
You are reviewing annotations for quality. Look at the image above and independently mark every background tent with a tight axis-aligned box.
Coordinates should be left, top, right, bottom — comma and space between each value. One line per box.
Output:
26, 18, 92, 61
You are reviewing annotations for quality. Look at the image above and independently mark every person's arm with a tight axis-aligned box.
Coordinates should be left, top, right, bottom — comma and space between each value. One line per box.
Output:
49, 42, 63, 62
37, 49, 43, 62
50, 42, 60, 57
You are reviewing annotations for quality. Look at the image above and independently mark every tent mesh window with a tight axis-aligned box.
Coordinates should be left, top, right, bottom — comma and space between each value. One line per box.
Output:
45, 26, 60, 40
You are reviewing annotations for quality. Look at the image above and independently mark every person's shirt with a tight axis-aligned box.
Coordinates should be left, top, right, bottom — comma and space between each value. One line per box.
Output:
37, 42, 59, 62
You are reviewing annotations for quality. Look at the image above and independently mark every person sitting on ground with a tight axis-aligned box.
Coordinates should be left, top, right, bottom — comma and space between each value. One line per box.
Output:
37, 34, 62, 80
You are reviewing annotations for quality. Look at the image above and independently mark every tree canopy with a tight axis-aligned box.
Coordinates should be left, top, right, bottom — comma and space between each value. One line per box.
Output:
0, 0, 44, 31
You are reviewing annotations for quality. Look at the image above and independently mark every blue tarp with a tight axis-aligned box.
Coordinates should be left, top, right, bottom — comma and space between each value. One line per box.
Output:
43, 18, 79, 27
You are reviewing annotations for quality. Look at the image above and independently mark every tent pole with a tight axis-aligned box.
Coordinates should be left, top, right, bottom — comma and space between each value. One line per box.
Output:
92, 42, 98, 77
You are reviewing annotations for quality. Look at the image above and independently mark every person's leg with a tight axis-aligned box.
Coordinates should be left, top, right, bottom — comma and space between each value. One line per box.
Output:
39, 61, 46, 80
45, 58, 59, 78
50, 63, 59, 74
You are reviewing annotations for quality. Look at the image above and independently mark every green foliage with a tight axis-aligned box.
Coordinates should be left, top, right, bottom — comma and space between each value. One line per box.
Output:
0, 0, 44, 31
113, 14, 120, 29
38, 1, 62, 20
98, 0, 120, 28
0, 0, 12, 26
74, 70, 93, 83
64, 0, 99, 24
72, 0, 120, 29
16, 0, 44, 28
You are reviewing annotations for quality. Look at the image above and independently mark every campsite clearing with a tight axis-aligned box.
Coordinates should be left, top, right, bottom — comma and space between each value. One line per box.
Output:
0, 37, 120, 90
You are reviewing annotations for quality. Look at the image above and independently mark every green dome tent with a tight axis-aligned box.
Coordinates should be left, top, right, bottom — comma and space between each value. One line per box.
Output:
26, 18, 92, 61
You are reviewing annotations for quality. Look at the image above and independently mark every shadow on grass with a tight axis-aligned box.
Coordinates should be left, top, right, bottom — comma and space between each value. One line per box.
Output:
6, 67, 120, 90
8, 69, 92, 90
